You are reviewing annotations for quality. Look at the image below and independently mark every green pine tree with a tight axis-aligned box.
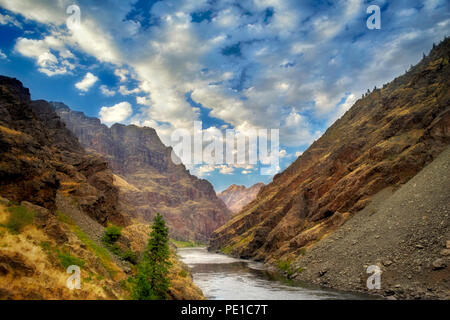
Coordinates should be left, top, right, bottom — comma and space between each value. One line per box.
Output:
132, 213, 171, 300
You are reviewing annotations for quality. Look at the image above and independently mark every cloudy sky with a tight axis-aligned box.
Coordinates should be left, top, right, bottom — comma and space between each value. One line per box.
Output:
0, 0, 448, 191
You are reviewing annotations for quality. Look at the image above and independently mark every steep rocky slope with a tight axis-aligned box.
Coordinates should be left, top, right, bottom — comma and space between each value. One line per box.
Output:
53, 103, 230, 242
209, 38, 450, 266
218, 183, 265, 213
0, 76, 124, 226
292, 146, 450, 300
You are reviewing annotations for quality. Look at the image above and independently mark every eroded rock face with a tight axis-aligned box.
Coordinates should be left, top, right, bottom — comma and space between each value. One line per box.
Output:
0, 76, 125, 226
218, 183, 265, 213
209, 38, 450, 262
53, 103, 231, 242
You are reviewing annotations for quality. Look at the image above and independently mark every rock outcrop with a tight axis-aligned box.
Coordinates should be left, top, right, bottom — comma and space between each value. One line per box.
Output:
209, 38, 450, 267
218, 183, 265, 213
52, 104, 231, 242
0, 76, 125, 226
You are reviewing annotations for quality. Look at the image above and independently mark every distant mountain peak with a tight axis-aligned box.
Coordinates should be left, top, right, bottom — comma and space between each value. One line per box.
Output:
218, 182, 265, 213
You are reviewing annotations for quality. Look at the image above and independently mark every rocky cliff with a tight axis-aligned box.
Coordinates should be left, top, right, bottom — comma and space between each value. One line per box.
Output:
52, 104, 231, 242
209, 38, 450, 267
0, 76, 125, 226
218, 183, 265, 213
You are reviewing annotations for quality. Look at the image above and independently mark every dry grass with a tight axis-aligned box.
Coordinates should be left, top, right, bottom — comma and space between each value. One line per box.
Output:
0, 203, 126, 300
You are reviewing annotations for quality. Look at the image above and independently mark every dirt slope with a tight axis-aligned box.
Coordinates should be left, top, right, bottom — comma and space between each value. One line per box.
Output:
292, 146, 450, 300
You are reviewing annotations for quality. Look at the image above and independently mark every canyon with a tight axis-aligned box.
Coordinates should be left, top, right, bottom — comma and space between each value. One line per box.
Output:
209, 38, 450, 299
53, 103, 231, 242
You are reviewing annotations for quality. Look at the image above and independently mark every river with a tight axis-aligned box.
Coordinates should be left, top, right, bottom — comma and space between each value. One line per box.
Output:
177, 247, 371, 300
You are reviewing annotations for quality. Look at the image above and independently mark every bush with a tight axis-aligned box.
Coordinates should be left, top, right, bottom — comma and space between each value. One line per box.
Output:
102, 225, 122, 245
101, 226, 138, 265
121, 249, 139, 265
178, 269, 188, 278
277, 258, 304, 277
5, 206, 34, 234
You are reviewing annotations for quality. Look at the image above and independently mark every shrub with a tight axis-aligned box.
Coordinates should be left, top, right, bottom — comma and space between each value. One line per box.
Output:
178, 269, 188, 278
277, 258, 304, 277
102, 225, 122, 245
5, 206, 34, 234
277, 259, 293, 273
121, 249, 138, 265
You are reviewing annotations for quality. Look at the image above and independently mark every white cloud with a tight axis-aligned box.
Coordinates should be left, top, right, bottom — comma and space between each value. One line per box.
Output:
119, 85, 140, 96
114, 69, 128, 82
136, 96, 151, 105
0, 0, 68, 24
15, 36, 76, 76
99, 102, 133, 124
0, 13, 22, 28
295, 151, 303, 157
100, 85, 115, 97
218, 165, 234, 175
196, 164, 215, 177
75, 72, 98, 92
0, 49, 7, 60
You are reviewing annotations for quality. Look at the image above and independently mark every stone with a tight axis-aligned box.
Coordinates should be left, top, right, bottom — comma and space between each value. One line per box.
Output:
44, 220, 68, 244
318, 269, 328, 277
440, 249, 450, 256
432, 258, 447, 270
383, 260, 393, 267
0, 251, 35, 277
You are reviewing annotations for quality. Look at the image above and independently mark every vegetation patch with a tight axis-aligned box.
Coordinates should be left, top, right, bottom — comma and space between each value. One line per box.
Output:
57, 251, 86, 269
56, 211, 118, 277
1, 205, 34, 234
39, 241, 85, 269
101, 224, 138, 265
220, 245, 233, 255
276, 258, 304, 277
178, 269, 188, 278
102, 225, 122, 245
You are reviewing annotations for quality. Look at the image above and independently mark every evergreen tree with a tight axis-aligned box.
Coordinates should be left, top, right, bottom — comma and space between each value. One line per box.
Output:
132, 213, 171, 300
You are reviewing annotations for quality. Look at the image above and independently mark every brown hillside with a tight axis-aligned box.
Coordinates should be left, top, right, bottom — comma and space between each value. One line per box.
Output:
0, 76, 124, 226
209, 38, 450, 263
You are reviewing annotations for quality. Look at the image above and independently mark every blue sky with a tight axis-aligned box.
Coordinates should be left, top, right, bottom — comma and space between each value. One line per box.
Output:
0, 0, 448, 192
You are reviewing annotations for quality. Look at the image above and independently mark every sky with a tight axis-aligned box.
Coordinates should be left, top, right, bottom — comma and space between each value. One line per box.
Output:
0, 0, 448, 192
